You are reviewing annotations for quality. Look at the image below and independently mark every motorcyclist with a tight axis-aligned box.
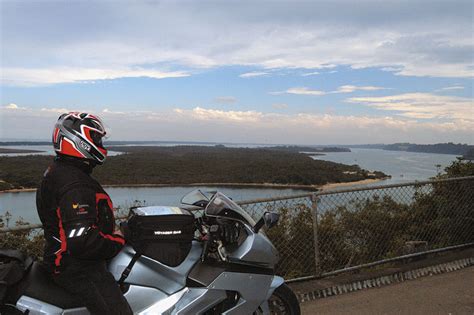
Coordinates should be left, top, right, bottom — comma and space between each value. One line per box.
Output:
36, 112, 132, 315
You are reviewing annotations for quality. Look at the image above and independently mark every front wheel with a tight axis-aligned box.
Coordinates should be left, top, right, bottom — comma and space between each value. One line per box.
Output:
267, 283, 301, 315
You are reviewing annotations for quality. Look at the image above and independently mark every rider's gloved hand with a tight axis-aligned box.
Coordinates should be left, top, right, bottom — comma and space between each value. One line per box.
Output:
218, 220, 240, 245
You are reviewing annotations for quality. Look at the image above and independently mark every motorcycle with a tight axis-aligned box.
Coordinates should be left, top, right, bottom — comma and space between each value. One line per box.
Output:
2, 190, 301, 314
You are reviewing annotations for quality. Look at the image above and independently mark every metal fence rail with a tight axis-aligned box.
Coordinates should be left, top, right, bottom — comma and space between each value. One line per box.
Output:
1, 176, 473, 282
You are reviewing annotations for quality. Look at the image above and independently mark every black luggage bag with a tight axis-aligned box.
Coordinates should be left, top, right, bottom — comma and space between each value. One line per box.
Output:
127, 206, 195, 267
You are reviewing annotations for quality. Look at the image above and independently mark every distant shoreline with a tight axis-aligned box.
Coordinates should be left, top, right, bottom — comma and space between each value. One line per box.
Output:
0, 148, 45, 154
0, 178, 390, 194
318, 178, 387, 191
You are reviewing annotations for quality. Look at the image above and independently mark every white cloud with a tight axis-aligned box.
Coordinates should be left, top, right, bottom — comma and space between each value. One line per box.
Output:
239, 71, 268, 78
2, 1, 472, 85
2, 103, 28, 111
174, 107, 262, 123
347, 93, 474, 122
40, 107, 70, 114
1, 67, 189, 86
4, 103, 19, 109
102, 108, 126, 115
2, 105, 472, 144
286, 87, 326, 96
436, 85, 465, 92
335, 85, 386, 93
279, 85, 387, 96
301, 71, 320, 76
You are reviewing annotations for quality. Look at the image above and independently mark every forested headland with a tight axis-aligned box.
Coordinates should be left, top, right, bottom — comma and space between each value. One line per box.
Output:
0, 146, 385, 191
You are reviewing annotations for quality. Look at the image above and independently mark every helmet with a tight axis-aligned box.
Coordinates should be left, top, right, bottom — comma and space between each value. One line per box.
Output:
53, 112, 108, 165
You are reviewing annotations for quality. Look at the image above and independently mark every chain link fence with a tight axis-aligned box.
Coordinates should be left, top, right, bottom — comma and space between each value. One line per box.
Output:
240, 176, 474, 280
1, 176, 473, 282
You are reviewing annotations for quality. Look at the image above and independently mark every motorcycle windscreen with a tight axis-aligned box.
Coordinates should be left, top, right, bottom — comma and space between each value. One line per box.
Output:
205, 192, 256, 227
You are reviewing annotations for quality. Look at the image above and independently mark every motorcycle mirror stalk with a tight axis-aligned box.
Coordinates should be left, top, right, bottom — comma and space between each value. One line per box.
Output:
254, 212, 280, 233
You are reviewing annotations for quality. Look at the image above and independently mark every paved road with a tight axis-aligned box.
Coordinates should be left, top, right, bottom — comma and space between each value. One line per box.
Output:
302, 266, 474, 315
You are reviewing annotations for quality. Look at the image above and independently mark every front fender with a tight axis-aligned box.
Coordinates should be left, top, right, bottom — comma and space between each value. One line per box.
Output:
265, 276, 285, 300
258, 276, 285, 314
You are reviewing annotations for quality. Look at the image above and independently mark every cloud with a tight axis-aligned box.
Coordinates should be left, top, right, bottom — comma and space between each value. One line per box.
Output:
1, 67, 189, 86
278, 85, 387, 96
2, 1, 471, 86
239, 71, 268, 78
214, 96, 237, 104
102, 108, 126, 115
2, 105, 472, 144
40, 107, 70, 114
335, 85, 386, 93
436, 85, 465, 92
4, 103, 19, 109
301, 71, 320, 76
2, 103, 28, 111
347, 93, 474, 122
174, 107, 262, 123
286, 87, 326, 96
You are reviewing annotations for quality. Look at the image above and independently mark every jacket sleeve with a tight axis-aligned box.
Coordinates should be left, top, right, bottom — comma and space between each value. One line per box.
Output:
57, 186, 125, 260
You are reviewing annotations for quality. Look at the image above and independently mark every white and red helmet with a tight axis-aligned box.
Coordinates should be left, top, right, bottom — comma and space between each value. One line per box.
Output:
52, 112, 108, 164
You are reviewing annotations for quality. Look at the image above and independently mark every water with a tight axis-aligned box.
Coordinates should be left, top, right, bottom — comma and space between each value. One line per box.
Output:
0, 145, 123, 157
0, 186, 309, 226
0, 142, 278, 157
0, 148, 460, 226
311, 148, 458, 186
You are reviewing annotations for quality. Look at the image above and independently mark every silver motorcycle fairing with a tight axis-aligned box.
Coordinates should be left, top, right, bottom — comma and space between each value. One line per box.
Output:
16, 296, 89, 315
108, 242, 202, 295
123, 285, 168, 314
171, 273, 276, 314
227, 224, 279, 267
146, 273, 274, 315
16, 285, 171, 315
167, 288, 227, 314
209, 272, 274, 315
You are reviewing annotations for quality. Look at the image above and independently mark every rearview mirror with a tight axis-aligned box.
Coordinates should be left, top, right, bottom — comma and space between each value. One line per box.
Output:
263, 212, 280, 229
254, 211, 280, 233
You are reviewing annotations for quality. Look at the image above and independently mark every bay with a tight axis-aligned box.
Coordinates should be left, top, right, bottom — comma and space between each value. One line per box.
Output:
0, 186, 309, 226
311, 148, 458, 186
0, 147, 461, 227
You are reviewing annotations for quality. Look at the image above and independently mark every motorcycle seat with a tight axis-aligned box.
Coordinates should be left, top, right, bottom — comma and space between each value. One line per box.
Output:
22, 262, 83, 309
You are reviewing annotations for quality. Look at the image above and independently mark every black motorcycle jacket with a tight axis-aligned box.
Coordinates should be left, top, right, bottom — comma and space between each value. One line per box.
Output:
36, 156, 125, 273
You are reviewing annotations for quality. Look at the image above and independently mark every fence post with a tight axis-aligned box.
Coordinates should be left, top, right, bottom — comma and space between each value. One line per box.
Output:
311, 193, 321, 277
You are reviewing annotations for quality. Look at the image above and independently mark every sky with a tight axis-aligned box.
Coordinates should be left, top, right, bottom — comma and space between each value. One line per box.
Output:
0, 0, 473, 145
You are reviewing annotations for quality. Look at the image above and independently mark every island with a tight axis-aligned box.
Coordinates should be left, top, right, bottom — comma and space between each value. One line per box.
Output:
0, 145, 386, 191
